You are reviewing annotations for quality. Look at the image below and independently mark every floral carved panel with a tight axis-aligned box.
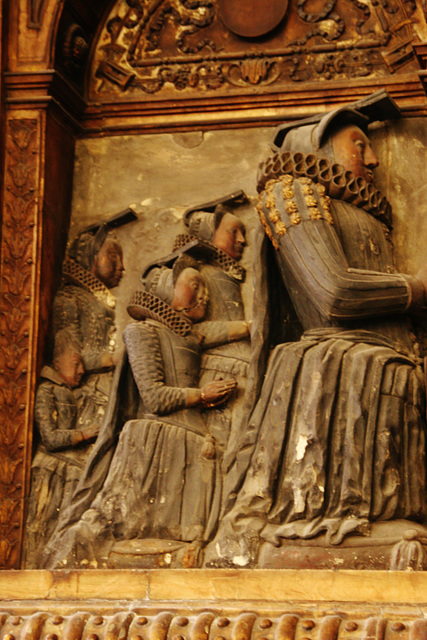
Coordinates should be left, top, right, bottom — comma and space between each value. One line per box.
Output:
89, 0, 420, 101
0, 116, 42, 569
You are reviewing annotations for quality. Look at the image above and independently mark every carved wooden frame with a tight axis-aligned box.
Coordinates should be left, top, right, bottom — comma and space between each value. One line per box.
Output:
1, 0, 427, 629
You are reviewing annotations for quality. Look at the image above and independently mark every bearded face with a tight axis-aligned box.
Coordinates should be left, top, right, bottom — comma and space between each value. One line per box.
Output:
331, 125, 379, 184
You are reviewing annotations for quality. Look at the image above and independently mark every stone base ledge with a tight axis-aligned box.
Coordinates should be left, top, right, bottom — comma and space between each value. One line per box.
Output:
0, 569, 427, 640
1, 569, 427, 604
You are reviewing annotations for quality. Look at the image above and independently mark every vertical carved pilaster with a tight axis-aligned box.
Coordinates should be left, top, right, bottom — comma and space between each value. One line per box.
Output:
0, 115, 42, 568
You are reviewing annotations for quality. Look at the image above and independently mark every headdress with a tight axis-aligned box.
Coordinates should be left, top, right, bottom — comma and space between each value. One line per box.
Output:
128, 263, 193, 336
271, 89, 401, 160
183, 190, 247, 243
68, 207, 137, 270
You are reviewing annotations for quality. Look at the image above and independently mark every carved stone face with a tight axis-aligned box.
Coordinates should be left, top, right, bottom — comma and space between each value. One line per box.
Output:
54, 350, 85, 388
92, 238, 124, 289
171, 267, 209, 322
331, 125, 379, 183
212, 213, 246, 260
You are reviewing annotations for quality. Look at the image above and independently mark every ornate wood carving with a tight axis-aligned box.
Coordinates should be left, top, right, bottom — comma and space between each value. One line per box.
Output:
90, 0, 420, 101
0, 116, 42, 569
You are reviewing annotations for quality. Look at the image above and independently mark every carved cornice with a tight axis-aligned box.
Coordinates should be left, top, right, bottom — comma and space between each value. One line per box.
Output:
3, 72, 85, 132
0, 116, 42, 569
79, 77, 427, 135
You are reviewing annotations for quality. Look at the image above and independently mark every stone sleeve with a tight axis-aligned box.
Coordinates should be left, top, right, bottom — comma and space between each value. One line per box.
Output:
258, 176, 413, 321
123, 322, 188, 415
34, 382, 77, 451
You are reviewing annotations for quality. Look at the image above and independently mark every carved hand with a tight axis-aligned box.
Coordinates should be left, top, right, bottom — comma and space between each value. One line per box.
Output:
81, 424, 100, 441
201, 379, 237, 406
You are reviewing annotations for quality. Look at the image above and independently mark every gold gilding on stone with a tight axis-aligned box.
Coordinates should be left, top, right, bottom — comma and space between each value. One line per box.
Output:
281, 178, 301, 226
257, 202, 279, 250
320, 196, 334, 225
309, 207, 323, 220
285, 200, 298, 215
285, 199, 301, 226
281, 174, 294, 185
263, 186, 285, 244
275, 221, 287, 237
302, 185, 314, 196
305, 195, 318, 208
268, 209, 280, 224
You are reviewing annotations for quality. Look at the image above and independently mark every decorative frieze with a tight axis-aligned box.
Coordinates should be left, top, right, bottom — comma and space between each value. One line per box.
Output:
88, 0, 419, 100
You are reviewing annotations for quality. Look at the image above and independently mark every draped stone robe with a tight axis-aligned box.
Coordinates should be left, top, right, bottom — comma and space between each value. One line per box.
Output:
206, 174, 426, 566
198, 260, 250, 452
43, 314, 236, 568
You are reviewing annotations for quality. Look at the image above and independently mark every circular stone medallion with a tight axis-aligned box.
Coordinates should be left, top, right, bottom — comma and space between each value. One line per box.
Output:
219, 0, 288, 38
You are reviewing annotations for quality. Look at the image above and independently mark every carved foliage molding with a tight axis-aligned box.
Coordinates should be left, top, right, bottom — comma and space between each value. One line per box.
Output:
0, 610, 427, 640
0, 117, 41, 569
90, 0, 419, 100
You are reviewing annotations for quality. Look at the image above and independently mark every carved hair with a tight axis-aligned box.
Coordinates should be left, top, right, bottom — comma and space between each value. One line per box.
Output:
68, 229, 118, 271
172, 254, 200, 285
53, 329, 81, 363
213, 204, 231, 230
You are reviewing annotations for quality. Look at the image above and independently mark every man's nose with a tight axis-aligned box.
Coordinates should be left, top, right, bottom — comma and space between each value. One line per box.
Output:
364, 145, 378, 168
199, 286, 209, 302
236, 230, 245, 245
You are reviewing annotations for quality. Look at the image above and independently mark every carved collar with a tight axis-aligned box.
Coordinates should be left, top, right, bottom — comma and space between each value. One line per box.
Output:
40, 365, 69, 387
257, 150, 392, 229
62, 258, 116, 309
127, 290, 193, 337
172, 234, 246, 282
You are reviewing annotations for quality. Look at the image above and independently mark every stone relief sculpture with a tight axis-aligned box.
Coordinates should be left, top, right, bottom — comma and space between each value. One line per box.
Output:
26, 90, 427, 572
52, 221, 126, 425
25, 329, 100, 568
24, 212, 136, 567
205, 90, 427, 570
172, 196, 251, 457
43, 258, 249, 568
